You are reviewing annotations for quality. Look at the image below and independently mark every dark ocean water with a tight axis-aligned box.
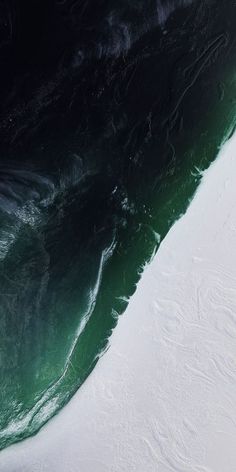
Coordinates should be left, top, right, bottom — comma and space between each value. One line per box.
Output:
0, 0, 236, 449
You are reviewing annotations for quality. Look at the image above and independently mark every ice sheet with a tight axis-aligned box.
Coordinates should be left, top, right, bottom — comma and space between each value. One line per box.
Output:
1, 131, 236, 471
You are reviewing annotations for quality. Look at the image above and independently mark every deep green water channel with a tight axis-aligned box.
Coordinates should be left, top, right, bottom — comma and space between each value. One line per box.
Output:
0, 0, 236, 449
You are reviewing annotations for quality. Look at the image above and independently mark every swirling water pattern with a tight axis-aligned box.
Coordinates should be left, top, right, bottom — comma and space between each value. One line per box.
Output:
0, 0, 236, 449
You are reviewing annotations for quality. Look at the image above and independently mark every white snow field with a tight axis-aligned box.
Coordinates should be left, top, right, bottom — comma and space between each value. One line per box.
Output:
1, 130, 236, 471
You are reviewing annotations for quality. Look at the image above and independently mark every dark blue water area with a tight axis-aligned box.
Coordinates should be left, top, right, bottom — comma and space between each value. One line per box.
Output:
0, 0, 235, 449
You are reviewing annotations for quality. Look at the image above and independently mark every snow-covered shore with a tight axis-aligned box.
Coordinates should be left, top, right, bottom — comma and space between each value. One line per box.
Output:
2, 131, 236, 471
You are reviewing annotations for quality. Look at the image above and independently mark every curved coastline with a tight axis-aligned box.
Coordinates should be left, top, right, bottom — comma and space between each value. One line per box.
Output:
1, 115, 236, 472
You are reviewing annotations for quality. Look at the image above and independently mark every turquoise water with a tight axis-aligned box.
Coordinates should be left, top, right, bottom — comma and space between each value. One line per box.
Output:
0, 0, 236, 450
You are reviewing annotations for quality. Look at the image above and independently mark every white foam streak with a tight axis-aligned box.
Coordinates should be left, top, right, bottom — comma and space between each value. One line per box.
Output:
2, 128, 236, 471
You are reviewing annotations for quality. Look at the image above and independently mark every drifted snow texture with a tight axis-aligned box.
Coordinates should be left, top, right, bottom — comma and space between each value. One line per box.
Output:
1, 128, 236, 472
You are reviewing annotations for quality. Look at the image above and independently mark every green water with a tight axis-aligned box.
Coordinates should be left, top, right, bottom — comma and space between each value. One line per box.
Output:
0, 0, 236, 450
